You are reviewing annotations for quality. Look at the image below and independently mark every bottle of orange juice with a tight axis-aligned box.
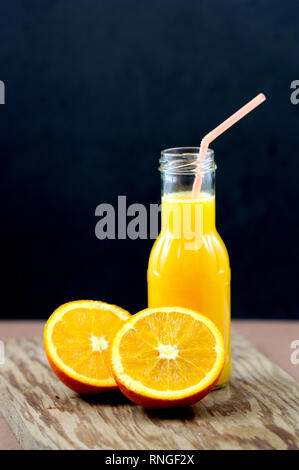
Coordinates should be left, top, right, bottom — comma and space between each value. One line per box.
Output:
148, 147, 231, 387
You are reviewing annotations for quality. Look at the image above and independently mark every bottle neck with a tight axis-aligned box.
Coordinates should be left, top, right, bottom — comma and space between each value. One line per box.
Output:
161, 193, 216, 236
159, 147, 216, 236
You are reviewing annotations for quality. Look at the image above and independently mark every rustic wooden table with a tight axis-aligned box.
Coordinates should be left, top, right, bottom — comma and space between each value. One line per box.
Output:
0, 320, 298, 450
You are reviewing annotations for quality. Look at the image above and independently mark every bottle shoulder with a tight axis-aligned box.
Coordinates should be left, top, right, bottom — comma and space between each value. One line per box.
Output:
148, 230, 230, 274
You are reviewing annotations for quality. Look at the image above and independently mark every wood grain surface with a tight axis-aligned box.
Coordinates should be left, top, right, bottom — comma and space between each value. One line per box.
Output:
0, 331, 298, 450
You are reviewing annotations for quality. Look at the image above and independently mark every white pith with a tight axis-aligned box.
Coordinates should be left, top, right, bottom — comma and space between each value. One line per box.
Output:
89, 335, 109, 352
156, 343, 178, 360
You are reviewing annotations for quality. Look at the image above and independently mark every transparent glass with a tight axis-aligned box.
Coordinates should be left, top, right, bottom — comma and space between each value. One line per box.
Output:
147, 147, 231, 388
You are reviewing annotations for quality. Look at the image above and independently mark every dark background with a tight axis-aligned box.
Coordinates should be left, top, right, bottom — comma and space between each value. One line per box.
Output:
0, 0, 298, 320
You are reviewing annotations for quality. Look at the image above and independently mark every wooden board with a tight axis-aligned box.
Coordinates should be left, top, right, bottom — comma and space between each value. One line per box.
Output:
0, 331, 298, 450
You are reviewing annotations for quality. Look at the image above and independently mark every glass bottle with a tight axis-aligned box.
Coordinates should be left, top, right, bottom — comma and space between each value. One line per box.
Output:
147, 147, 231, 387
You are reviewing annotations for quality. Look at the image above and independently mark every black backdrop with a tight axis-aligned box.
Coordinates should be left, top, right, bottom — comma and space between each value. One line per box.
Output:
0, 0, 298, 320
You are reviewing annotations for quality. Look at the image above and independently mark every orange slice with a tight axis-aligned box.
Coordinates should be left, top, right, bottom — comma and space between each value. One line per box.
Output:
111, 307, 225, 408
44, 300, 130, 394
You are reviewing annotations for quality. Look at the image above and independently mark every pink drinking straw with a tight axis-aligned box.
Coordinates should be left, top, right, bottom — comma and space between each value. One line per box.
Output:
192, 93, 266, 197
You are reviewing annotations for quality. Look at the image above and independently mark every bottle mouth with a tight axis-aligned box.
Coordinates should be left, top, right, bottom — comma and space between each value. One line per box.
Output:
159, 147, 216, 174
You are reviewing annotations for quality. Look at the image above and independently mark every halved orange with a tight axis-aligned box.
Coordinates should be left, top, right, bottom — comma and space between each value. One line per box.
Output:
44, 300, 130, 394
111, 307, 225, 408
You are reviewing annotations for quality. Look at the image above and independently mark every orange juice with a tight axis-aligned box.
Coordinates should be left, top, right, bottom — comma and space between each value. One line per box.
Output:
148, 155, 231, 388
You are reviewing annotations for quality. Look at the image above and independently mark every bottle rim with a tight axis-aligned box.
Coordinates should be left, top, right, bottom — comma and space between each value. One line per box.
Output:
159, 147, 216, 175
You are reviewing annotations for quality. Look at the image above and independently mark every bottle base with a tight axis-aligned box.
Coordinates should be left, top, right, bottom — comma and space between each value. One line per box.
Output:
212, 381, 229, 391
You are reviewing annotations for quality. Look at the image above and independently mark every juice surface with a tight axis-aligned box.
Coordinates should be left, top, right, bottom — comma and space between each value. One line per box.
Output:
148, 191, 231, 386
